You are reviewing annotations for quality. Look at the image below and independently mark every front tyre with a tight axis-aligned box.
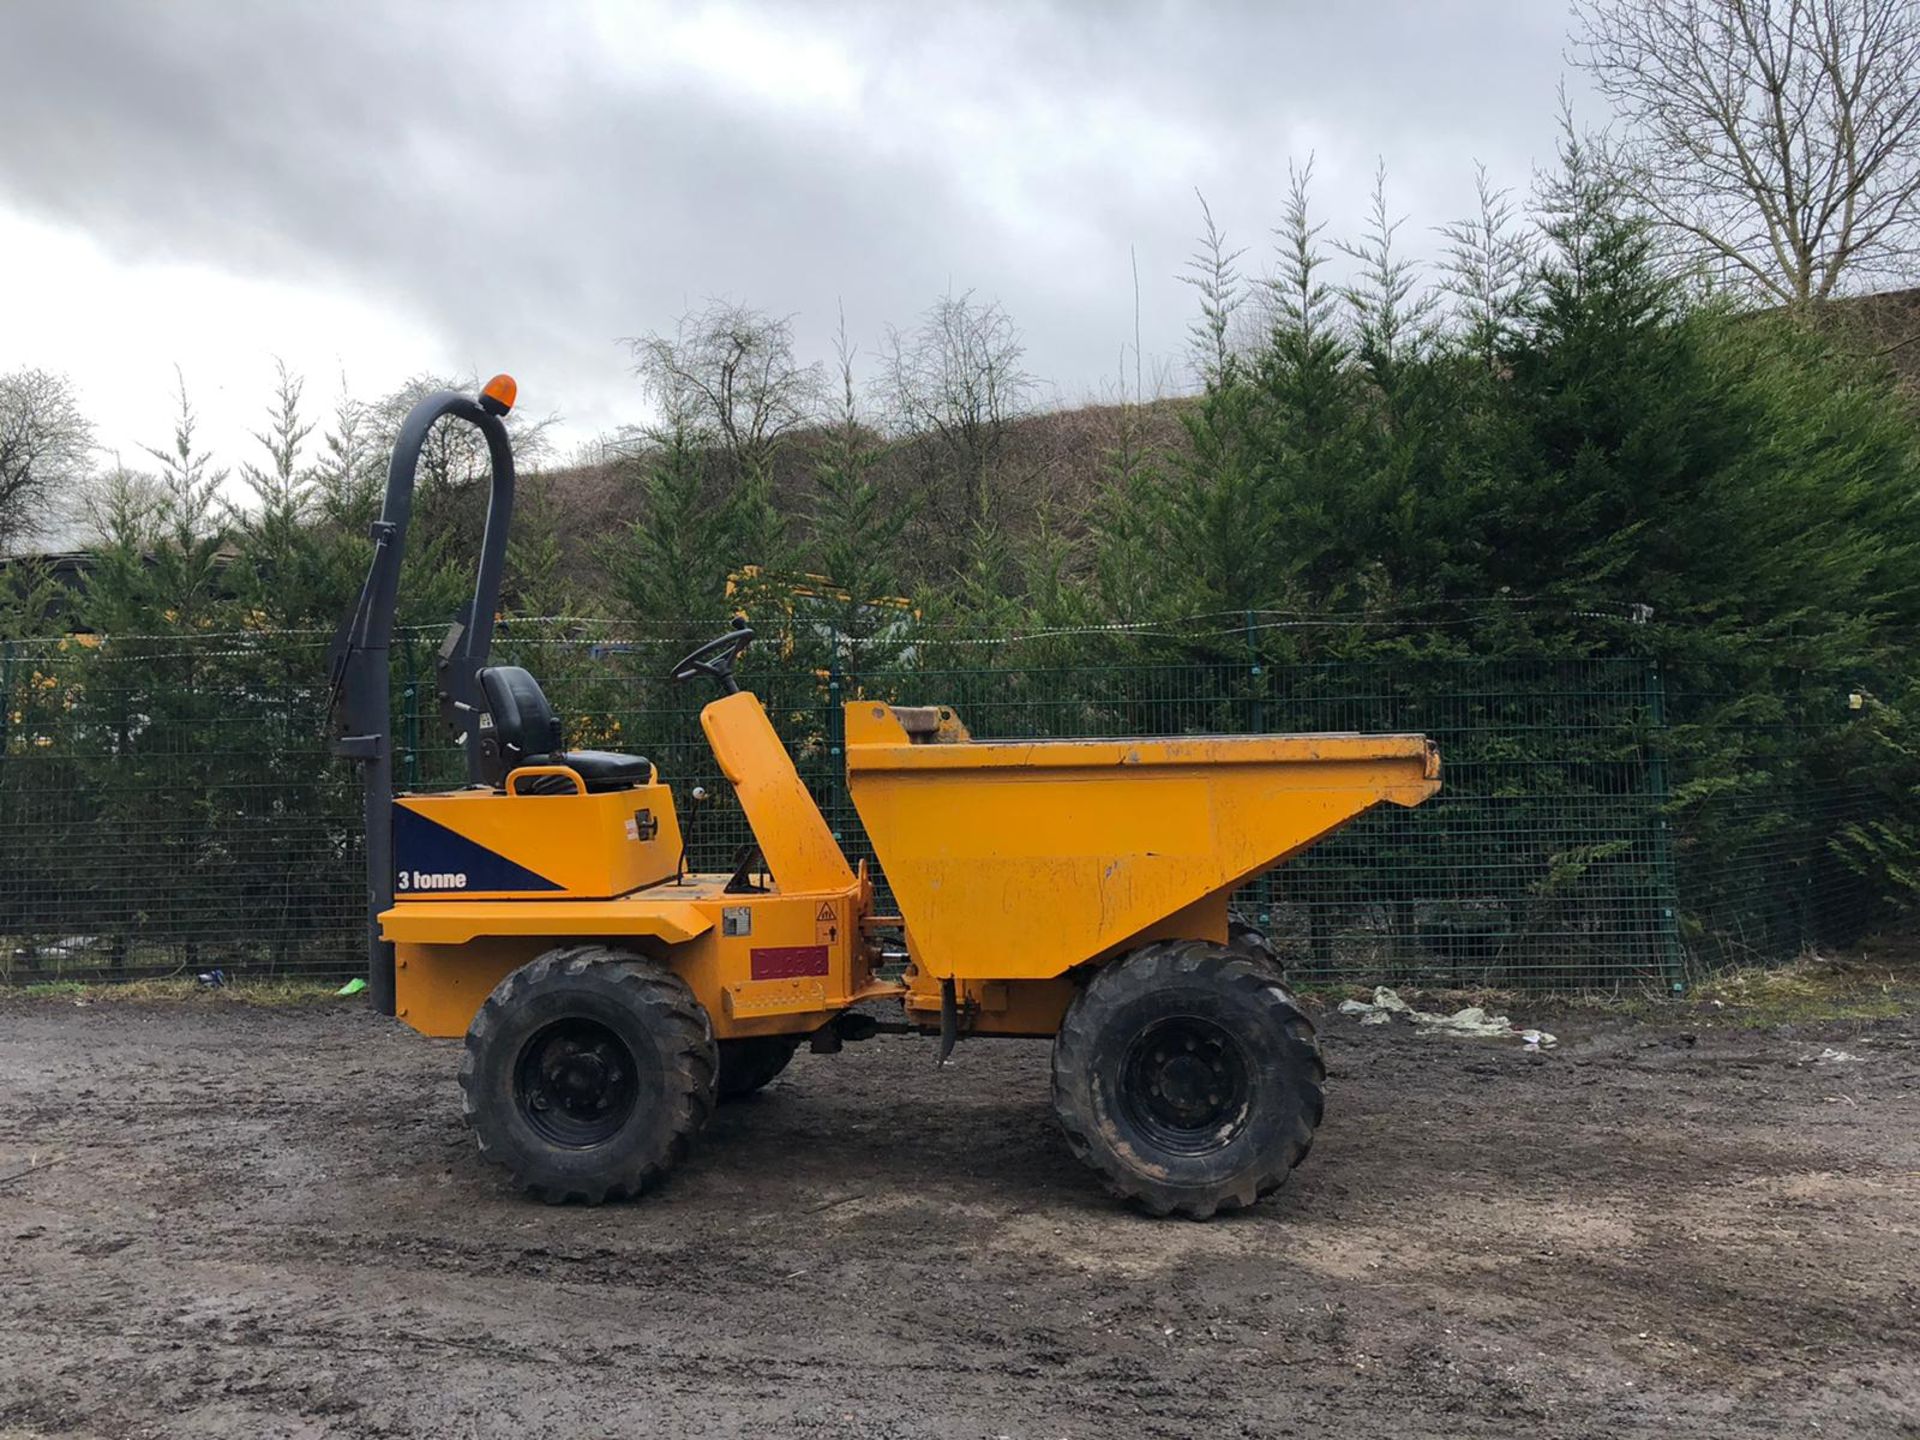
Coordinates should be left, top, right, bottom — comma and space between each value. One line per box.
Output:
459, 946, 717, 1204
1051, 940, 1324, 1219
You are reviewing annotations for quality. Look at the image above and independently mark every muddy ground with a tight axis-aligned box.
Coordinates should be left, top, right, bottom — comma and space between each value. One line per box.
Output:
1, 975, 1917, 1440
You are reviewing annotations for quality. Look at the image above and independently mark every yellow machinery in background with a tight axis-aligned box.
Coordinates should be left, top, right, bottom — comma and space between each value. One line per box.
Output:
330, 379, 1441, 1217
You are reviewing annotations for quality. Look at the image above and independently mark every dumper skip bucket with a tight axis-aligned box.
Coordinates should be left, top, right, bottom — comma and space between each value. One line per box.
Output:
844, 704, 1440, 983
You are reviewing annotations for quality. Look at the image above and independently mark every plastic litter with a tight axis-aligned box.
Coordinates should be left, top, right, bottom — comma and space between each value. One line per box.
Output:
1338, 986, 1408, 1026
196, 969, 225, 989
335, 977, 368, 997
1338, 986, 1556, 1047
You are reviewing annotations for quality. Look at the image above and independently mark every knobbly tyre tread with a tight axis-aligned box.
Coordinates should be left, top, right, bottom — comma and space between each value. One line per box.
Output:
1224, 918, 1317, 1170
715, 1035, 802, 1100
458, 945, 716, 1204
1050, 939, 1324, 1219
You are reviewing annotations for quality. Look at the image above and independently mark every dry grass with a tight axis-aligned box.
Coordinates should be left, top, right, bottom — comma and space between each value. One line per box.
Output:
1688, 947, 1912, 1024
1294, 930, 1920, 1028
8, 976, 344, 1006
7, 931, 1917, 1026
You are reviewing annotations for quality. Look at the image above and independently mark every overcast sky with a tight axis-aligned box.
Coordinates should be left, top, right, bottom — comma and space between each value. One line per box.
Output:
0, 0, 1587, 477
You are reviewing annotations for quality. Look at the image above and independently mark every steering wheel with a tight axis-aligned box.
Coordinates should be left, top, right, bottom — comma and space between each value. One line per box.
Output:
669, 622, 756, 695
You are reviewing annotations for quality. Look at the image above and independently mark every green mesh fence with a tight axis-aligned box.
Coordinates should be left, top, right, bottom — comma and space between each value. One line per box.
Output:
0, 627, 1891, 990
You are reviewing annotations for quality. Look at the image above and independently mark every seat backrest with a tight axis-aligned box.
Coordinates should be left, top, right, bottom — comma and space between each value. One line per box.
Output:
701, 691, 854, 892
478, 666, 563, 780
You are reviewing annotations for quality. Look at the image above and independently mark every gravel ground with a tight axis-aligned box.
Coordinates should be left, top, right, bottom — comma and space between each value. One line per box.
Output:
1, 982, 1916, 1439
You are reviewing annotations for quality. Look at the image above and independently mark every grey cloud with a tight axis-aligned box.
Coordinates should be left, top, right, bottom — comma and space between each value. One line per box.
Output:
0, 0, 1585, 441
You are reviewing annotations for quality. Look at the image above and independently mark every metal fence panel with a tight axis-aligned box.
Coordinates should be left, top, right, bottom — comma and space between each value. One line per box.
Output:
0, 628, 1882, 990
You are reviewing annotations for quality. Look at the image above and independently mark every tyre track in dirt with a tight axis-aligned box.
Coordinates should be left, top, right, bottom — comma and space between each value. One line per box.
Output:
1, 999, 1916, 1438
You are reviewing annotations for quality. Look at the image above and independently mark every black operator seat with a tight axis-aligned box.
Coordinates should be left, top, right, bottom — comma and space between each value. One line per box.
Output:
477, 665, 652, 795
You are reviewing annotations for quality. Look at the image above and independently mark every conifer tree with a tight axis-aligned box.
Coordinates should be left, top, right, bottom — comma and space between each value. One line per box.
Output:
801, 323, 909, 679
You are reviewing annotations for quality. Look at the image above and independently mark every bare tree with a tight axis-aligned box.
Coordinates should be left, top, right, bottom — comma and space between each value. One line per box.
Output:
626, 301, 824, 485
80, 465, 166, 551
0, 368, 93, 556
881, 290, 1035, 527
1572, 0, 1920, 302
371, 373, 553, 502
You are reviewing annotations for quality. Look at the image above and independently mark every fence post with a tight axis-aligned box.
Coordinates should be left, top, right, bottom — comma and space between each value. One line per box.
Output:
1645, 659, 1686, 993
825, 625, 845, 843
1241, 614, 1273, 928
400, 638, 420, 790
1792, 679, 1815, 953
0, 639, 14, 761
0, 641, 11, 980
1245, 609, 1264, 735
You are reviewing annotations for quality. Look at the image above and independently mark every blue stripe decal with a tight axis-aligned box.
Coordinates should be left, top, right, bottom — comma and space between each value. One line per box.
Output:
393, 804, 563, 894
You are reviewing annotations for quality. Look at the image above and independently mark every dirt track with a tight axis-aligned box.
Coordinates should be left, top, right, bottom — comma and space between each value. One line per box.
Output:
1, 992, 1917, 1439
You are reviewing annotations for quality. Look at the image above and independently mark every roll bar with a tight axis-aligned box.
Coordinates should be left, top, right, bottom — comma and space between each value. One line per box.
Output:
326, 376, 518, 1015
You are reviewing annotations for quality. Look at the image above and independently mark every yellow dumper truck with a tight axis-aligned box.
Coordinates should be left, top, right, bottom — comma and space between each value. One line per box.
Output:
329, 378, 1441, 1217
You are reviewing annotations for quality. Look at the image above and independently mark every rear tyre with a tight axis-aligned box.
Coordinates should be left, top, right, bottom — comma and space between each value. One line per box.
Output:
1051, 939, 1323, 1219
715, 1035, 801, 1100
459, 945, 717, 1204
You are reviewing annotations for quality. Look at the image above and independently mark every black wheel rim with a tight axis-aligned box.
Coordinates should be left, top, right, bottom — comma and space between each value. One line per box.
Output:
514, 1018, 639, 1147
1119, 1015, 1253, 1155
